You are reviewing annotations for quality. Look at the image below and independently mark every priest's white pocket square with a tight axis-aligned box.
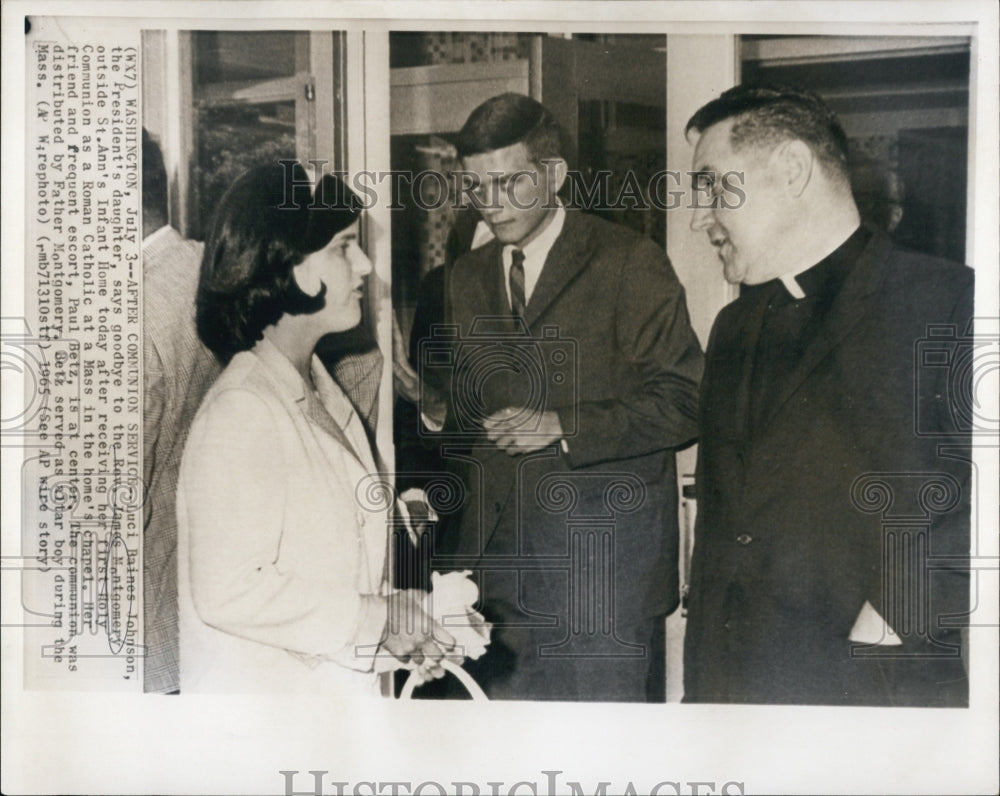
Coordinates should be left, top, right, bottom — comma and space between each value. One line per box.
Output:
849, 600, 902, 645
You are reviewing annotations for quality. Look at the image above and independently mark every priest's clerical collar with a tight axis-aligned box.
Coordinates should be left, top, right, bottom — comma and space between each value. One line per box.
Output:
775, 224, 872, 301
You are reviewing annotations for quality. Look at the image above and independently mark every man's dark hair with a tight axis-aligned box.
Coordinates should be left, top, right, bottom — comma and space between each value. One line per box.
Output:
196, 162, 361, 362
142, 128, 169, 236
455, 92, 563, 163
686, 84, 851, 183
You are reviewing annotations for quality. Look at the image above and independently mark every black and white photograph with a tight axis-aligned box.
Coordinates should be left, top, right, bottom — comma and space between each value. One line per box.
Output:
2, 2, 998, 794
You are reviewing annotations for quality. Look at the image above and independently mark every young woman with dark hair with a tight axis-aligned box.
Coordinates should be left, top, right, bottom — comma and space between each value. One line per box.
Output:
177, 163, 453, 694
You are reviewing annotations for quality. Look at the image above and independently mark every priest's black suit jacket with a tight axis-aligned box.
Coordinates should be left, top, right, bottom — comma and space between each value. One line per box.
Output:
683, 228, 974, 706
429, 209, 703, 701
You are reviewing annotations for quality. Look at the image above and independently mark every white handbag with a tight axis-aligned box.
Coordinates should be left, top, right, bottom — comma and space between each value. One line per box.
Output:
399, 659, 488, 701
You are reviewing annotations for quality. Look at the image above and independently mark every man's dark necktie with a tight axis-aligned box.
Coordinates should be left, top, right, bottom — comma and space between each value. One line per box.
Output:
509, 248, 526, 318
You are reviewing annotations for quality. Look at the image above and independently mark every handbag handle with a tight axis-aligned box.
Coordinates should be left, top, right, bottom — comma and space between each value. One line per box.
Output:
399, 659, 488, 701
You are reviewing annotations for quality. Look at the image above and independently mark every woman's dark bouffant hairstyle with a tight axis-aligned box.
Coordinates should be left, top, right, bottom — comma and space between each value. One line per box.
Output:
196, 162, 362, 362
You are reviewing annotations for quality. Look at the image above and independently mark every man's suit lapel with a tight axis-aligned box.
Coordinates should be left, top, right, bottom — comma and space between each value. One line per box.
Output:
754, 231, 890, 434
461, 210, 591, 328
706, 285, 773, 448
731, 289, 774, 444
523, 210, 592, 328
460, 240, 509, 321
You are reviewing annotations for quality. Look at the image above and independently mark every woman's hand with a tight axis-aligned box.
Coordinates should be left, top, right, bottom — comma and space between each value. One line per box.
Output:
381, 590, 456, 682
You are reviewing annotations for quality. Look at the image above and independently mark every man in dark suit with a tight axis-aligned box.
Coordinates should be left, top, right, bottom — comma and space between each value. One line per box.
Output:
422, 93, 704, 701
682, 84, 973, 706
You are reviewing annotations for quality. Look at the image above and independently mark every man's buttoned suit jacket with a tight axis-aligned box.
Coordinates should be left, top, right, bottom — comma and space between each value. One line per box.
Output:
684, 229, 973, 706
432, 209, 704, 700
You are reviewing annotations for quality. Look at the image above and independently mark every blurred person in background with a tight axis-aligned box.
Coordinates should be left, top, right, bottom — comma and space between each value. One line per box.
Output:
177, 163, 453, 694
